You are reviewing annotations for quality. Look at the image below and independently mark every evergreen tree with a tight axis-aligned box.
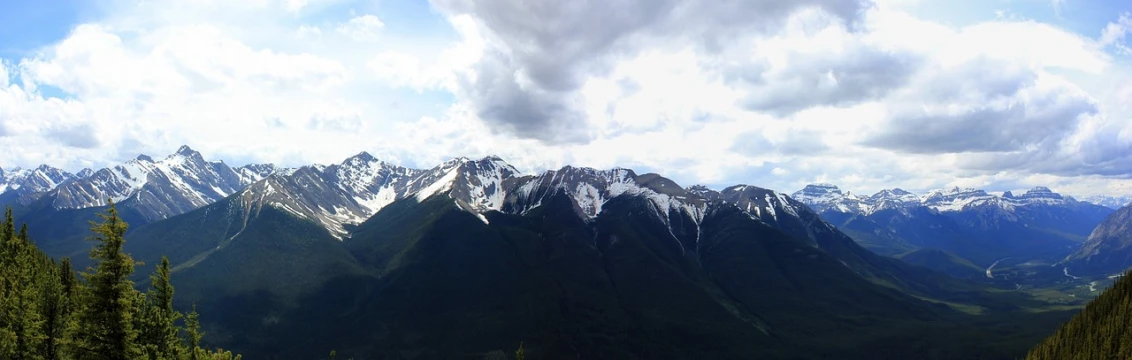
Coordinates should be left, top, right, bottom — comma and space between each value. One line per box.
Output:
39, 257, 78, 360
70, 201, 142, 360
1028, 270, 1132, 360
0, 205, 239, 360
138, 257, 180, 360
0, 207, 18, 356
38, 258, 64, 360
184, 306, 203, 360
1, 208, 45, 360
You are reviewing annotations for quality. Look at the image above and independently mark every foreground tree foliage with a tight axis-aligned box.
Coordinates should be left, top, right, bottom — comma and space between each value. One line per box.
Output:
0, 202, 240, 360
1027, 270, 1132, 360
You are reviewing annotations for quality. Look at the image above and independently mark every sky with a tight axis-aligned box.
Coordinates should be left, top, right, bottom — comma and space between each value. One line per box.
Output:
1, 0, 1132, 197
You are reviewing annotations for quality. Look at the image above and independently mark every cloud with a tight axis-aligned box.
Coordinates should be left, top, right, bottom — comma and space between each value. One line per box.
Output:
0, 61, 8, 88
731, 128, 830, 156
0, 9, 384, 170
864, 63, 1097, 154
297, 25, 323, 38
429, 0, 871, 143
1101, 13, 1132, 54
47, 122, 100, 149
368, 51, 445, 91
336, 15, 384, 42
723, 10, 922, 115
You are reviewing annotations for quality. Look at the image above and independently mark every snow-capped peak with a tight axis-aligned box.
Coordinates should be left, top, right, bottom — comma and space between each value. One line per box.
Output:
870, 188, 916, 201
790, 182, 1093, 215
408, 156, 520, 212
236, 163, 287, 184
1005, 186, 1073, 206
174, 145, 199, 157
0, 165, 76, 198
503, 166, 707, 229
790, 183, 870, 214
45, 147, 283, 221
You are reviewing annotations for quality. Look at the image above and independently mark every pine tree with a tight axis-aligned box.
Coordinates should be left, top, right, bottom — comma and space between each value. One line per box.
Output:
184, 306, 203, 360
38, 258, 64, 360
70, 201, 142, 360
0, 207, 19, 357
39, 257, 77, 360
138, 256, 180, 360
0, 209, 45, 360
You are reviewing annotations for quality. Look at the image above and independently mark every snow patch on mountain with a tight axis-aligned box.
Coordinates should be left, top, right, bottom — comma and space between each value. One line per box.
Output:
415, 167, 460, 202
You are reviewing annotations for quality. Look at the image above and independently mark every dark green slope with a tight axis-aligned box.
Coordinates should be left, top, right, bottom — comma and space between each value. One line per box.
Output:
897, 248, 985, 280
12, 195, 150, 264
944, 205, 1082, 261
693, 204, 941, 338
336, 191, 966, 359
124, 194, 374, 356
1027, 271, 1132, 360
866, 207, 997, 266
344, 192, 776, 359
830, 213, 918, 256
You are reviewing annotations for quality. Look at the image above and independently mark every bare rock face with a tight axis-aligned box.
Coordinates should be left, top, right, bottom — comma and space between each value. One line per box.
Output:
1064, 205, 1132, 276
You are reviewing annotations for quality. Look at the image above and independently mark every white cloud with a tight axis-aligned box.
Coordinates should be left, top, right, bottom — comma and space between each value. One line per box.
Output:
297, 25, 323, 37
1101, 13, 1132, 54
336, 15, 384, 42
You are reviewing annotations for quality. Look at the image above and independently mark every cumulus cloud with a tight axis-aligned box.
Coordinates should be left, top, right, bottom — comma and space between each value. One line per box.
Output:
429, 0, 870, 143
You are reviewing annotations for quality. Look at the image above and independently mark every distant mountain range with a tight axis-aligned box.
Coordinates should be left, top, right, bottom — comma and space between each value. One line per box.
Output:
790, 183, 1114, 272
793, 183, 1109, 215
4, 146, 285, 219
1080, 195, 1132, 209
0, 146, 292, 259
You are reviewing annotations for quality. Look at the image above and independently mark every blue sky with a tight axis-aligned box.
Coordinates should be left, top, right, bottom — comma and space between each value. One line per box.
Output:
1, 0, 1132, 197
0, 0, 90, 58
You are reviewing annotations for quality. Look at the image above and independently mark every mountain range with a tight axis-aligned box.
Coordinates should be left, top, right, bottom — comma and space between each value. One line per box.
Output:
3, 146, 1127, 358
1080, 195, 1132, 209
790, 183, 1114, 272
0, 146, 293, 259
